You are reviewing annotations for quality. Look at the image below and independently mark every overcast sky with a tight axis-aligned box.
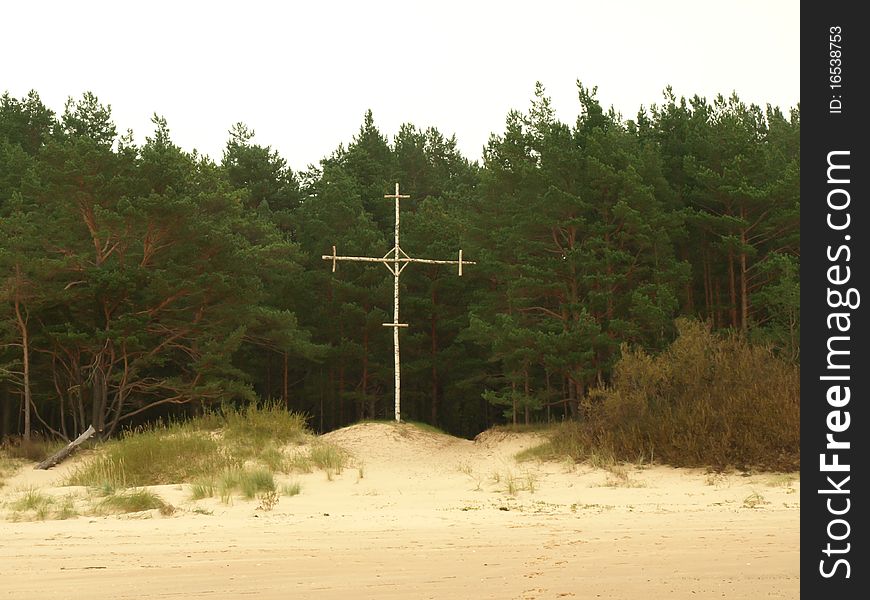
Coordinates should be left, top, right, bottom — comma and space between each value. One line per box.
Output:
3, 0, 799, 171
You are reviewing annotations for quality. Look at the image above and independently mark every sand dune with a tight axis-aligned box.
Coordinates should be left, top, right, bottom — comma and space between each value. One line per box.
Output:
0, 423, 799, 599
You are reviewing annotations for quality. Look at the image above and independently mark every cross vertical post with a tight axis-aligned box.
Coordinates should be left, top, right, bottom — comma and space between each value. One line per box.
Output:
322, 183, 475, 422
385, 182, 409, 422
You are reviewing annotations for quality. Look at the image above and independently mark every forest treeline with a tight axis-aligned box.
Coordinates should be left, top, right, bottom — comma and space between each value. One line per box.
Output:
0, 83, 799, 441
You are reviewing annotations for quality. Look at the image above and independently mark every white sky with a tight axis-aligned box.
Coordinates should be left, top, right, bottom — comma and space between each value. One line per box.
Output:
3, 0, 799, 171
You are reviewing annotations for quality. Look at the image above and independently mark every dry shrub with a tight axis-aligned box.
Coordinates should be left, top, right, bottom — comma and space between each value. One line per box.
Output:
552, 319, 799, 470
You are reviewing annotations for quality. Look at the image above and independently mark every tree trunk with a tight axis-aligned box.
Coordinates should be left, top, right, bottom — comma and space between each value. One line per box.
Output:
683, 248, 694, 314
265, 353, 272, 400
13, 293, 31, 442
338, 364, 345, 427
727, 249, 738, 329
283, 352, 289, 409
430, 288, 438, 426
35, 425, 95, 470
1, 387, 11, 438
91, 367, 107, 433
739, 222, 749, 334
702, 250, 712, 324
361, 325, 369, 419
523, 367, 530, 426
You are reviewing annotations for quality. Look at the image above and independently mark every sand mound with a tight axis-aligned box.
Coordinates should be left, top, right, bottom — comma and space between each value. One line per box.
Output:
321, 422, 472, 467
473, 427, 547, 456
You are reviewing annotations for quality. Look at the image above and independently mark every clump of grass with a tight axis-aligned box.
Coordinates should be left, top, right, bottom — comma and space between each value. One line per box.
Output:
704, 472, 728, 487
281, 482, 301, 497
259, 446, 288, 473
67, 426, 233, 488
221, 402, 308, 455
9, 489, 83, 521
96, 489, 175, 516
10, 488, 55, 513
239, 468, 275, 499
286, 452, 313, 473
66, 403, 308, 491
190, 480, 216, 500
743, 491, 770, 509
308, 443, 348, 475
214, 467, 275, 501
55, 495, 79, 520
492, 470, 537, 496
519, 319, 799, 471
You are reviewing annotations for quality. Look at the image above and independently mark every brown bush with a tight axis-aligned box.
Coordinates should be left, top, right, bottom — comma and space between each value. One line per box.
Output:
550, 319, 799, 470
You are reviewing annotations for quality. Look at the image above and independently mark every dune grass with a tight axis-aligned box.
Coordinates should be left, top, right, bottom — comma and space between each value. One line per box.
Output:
7, 489, 80, 521
0, 456, 24, 489
281, 481, 301, 497
95, 489, 175, 515
66, 428, 232, 489
67, 402, 310, 490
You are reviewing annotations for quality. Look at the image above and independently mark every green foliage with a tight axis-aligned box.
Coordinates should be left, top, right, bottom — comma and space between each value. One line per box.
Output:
0, 85, 798, 446
220, 402, 309, 449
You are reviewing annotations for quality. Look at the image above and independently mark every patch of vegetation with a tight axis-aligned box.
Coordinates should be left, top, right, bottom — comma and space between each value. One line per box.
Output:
66, 403, 309, 490
309, 443, 347, 473
10, 488, 54, 513
0, 456, 24, 488
220, 402, 308, 458
490, 470, 537, 496
1, 435, 67, 462
489, 423, 553, 434
743, 491, 770, 509
96, 489, 175, 515
215, 466, 275, 501
281, 482, 301, 497
190, 480, 216, 500
8, 489, 81, 521
518, 320, 799, 471
256, 490, 279, 511
285, 442, 348, 479
67, 427, 232, 488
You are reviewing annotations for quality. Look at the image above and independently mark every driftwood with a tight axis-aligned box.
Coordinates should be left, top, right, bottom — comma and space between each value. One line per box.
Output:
34, 424, 96, 470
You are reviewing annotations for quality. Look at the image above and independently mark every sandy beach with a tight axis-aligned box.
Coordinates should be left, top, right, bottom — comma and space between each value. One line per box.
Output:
0, 423, 799, 599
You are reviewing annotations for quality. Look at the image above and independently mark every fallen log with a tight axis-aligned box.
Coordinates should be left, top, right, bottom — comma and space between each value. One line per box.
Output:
34, 424, 96, 470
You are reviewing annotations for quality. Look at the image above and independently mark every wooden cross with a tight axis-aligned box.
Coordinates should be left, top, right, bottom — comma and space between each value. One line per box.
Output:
322, 183, 475, 422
